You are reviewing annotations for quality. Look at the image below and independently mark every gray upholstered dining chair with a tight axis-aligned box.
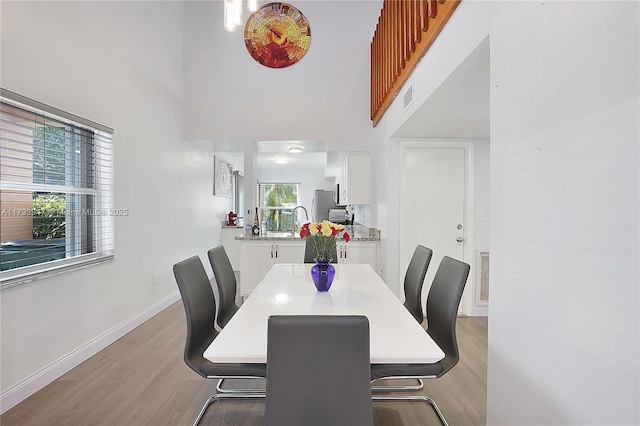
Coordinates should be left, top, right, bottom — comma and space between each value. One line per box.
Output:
372, 244, 432, 392
371, 255, 470, 426
207, 245, 239, 330
403, 244, 433, 324
303, 237, 338, 263
264, 315, 374, 426
208, 246, 259, 394
173, 256, 265, 426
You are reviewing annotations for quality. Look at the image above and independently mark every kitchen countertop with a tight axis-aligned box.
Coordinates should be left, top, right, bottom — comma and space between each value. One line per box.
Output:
234, 223, 380, 242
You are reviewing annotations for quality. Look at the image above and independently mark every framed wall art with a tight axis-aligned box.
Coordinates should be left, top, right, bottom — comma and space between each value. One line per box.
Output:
213, 155, 233, 198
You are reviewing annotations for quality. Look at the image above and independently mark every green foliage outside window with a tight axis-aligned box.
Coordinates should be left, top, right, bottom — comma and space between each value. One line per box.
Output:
33, 125, 66, 186
32, 194, 66, 239
31, 125, 67, 240
260, 183, 299, 231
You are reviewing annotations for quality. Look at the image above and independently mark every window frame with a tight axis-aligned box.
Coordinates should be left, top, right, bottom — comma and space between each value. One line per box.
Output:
0, 89, 115, 288
257, 182, 301, 232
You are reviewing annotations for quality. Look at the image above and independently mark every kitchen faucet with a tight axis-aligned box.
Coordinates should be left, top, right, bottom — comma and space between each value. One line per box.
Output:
291, 206, 309, 236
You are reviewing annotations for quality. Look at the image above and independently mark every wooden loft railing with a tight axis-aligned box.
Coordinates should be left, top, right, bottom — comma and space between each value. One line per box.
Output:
370, 0, 462, 126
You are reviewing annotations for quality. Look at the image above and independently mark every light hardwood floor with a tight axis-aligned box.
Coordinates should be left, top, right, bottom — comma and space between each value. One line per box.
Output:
1, 302, 488, 425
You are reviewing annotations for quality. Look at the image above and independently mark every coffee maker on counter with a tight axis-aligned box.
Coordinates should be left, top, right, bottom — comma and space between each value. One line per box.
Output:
226, 211, 238, 227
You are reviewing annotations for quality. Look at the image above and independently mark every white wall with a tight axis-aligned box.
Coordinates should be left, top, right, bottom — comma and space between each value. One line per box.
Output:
473, 140, 490, 249
0, 1, 219, 409
371, 0, 639, 424
488, 2, 639, 424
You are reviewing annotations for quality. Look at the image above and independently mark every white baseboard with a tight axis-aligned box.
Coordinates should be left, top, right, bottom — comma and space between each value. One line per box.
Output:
0, 291, 180, 414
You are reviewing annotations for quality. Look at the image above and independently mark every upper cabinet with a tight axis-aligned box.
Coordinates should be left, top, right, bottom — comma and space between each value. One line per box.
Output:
338, 152, 370, 205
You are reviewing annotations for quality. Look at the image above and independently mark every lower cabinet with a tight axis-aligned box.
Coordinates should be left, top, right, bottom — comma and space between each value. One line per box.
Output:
240, 241, 305, 297
337, 241, 377, 269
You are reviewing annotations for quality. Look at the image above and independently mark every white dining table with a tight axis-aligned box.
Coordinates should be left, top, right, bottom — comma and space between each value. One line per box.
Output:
204, 263, 444, 364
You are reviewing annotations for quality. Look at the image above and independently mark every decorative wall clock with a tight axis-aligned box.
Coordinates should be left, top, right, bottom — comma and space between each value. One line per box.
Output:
244, 2, 311, 69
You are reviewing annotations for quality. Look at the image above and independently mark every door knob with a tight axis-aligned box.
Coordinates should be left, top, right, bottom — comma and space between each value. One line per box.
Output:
456, 237, 464, 243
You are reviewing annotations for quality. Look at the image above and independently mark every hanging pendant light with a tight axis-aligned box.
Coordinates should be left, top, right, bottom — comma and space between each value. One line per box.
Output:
224, 0, 258, 32
233, 0, 243, 27
224, 0, 236, 32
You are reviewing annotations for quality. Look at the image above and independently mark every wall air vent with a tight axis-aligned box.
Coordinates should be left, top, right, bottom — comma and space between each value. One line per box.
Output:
403, 84, 413, 110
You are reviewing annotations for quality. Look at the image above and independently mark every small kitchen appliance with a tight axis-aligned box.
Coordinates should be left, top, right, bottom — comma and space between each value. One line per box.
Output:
227, 212, 238, 226
328, 208, 349, 225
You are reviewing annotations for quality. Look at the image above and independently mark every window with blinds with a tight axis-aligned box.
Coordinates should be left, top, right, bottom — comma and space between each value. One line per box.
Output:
257, 182, 301, 232
0, 89, 115, 287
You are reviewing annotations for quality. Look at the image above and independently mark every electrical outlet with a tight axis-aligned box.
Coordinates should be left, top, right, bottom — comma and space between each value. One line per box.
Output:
152, 273, 158, 286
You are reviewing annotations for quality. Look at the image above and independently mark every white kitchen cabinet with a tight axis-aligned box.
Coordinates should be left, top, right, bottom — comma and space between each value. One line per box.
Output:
337, 241, 377, 269
340, 152, 370, 205
240, 241, 304, 297
273, 242, 304, 264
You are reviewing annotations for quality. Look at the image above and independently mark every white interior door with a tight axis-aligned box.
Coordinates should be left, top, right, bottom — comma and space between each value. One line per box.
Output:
400, 144, 467, 314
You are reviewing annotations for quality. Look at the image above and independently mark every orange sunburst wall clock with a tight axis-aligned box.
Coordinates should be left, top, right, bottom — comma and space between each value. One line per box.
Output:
244, 2, 311, 69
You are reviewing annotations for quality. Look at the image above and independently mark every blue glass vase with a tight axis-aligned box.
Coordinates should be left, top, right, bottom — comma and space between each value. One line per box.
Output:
310, 259, 335, 292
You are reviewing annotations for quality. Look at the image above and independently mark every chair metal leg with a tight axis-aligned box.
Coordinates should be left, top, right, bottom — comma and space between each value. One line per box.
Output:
216, 377, 266, 393
193, 394, 216, 426
371, 377, 424, 392
193, 392, 265, 426
372, 395, 449, 426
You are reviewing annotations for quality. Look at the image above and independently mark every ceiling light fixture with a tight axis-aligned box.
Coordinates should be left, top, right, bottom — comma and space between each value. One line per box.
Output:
273, 155, 290, 164
288, 145, 303, 154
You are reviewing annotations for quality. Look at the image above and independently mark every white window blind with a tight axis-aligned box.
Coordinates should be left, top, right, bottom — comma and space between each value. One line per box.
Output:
0, 89, 115, 287
257, 182, 301, 232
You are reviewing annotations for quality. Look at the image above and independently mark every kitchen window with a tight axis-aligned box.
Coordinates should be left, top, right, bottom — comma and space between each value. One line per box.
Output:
257, 183, 300, 232
0, 89, 114, 287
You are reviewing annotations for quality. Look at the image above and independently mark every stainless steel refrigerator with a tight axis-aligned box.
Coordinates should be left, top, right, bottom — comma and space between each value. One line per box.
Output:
312, 190, 337, 222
